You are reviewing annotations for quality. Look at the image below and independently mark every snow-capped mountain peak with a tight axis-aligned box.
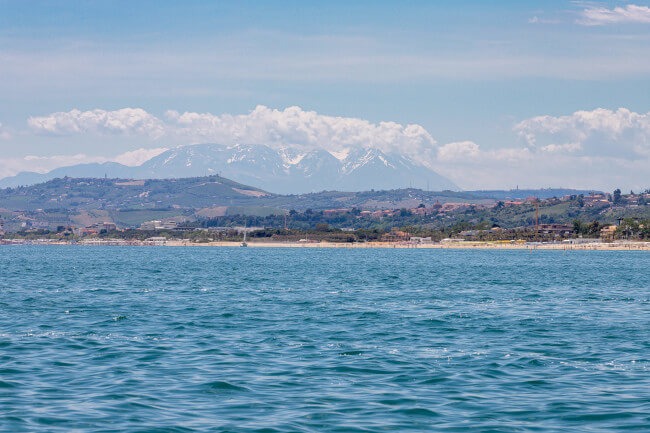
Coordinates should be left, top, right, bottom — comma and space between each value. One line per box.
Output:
0, 143, 458, 193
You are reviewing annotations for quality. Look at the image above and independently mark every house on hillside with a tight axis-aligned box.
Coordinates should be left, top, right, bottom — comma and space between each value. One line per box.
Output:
102, 222, 117, 231
583, 194, 609, 207
600, 225, 618, 242
139, 220, 178, 230
381, 228, 411, 242
537, 224, 573, 237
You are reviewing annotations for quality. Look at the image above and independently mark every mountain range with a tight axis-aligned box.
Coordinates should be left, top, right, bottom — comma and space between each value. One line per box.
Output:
0, 144, 458, 193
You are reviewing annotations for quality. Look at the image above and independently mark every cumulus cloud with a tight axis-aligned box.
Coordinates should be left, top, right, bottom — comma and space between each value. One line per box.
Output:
436, 140, 534, 165
540, 142, 582, 153
578, 4, 650, 26
165, 105, 437, 160
26, 105, 437, 161
428, 107, 650, 190
514, 108, 650, 158
113, 147, 168, 166
15, 105, 649, 191
28, 108, 166, 138
430, 136, 646, 191
431, 120, 649, 191
437, 141, 481, 161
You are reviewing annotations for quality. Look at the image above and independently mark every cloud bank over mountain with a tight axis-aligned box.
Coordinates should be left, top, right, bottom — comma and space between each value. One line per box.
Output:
3, 105, 650, 192
166, 106, 438, 164
28, 105, 437, 164
28, 108, 166, 138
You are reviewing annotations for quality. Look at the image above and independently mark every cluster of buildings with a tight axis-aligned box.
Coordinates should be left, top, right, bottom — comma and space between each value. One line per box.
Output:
73, 222, 118, 236
139, 220, 180, 230
323, 201, 481, 220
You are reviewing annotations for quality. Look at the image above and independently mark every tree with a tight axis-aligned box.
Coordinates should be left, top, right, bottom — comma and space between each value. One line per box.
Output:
640, 220, 650, 239
315, 223, 330, 232
616, 218, 639, 239
573, 219, 584, 235
613, 188, 622, 205
587, 221, 601, 236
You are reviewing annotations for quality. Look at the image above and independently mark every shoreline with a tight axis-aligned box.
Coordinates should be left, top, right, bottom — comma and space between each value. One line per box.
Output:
2, 239, 649, 251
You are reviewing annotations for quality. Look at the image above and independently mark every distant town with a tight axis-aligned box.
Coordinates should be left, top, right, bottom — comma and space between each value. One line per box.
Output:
1, 178, 648, 246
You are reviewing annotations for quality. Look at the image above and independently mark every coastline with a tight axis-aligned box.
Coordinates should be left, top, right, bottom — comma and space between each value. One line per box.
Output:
3, 239, 649, 251
180, 240, 650, 251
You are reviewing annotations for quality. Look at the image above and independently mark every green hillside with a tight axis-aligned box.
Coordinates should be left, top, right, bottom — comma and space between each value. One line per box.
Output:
0, 175, 646, 234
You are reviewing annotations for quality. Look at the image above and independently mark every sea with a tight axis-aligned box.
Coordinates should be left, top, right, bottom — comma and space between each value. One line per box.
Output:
1, 246, 649, 432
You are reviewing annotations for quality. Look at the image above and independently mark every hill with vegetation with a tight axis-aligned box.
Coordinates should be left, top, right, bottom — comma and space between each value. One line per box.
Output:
1, 175, 646, 241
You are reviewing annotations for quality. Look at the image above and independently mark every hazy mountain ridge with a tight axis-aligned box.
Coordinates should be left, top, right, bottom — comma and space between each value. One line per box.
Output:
0, 172, 598, 213
0, 143, 458, 193
0, 173, 612, 233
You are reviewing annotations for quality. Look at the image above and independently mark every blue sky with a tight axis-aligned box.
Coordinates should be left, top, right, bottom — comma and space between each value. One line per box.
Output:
1, 1, 649, 190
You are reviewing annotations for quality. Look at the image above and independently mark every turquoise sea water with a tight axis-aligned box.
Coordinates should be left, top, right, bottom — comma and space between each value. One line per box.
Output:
1, 246, 649, 432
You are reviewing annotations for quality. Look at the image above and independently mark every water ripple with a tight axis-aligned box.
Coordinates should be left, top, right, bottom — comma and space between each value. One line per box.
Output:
1, 246, 649, 431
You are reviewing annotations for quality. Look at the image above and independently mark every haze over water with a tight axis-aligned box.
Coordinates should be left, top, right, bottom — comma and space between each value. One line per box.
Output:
2, 246, 649, 431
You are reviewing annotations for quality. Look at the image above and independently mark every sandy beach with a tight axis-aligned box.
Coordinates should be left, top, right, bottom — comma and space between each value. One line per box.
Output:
162, 240, 650, 251
3, 239, 648, 250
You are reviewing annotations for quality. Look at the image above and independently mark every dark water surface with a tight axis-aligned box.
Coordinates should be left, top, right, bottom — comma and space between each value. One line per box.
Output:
1, 246, 649, 432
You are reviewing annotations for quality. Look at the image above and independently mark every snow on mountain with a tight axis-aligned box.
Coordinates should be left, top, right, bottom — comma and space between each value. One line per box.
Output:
0, 143, 458, 193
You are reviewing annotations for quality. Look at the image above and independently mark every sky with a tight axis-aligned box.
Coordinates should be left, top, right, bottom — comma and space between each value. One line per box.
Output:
0, 0, 649, 191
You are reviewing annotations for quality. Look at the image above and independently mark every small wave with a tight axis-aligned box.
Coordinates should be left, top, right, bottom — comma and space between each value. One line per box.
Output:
203, 380, 249, 393
0, 380, 18, 389
338, 350, 364, 356
394, 407, 441, 417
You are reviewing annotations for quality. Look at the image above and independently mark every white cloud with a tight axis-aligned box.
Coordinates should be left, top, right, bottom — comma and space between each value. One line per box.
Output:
8, 106, 649, 192
437, 141, 481, 161
165, 105, 437, 160
540, 142, 582, 153
436, 140, 534, 165
113, 147, 168, 166
25, 106, 437, 161
28, 108, 165, 138
432, 121, 648, 191
431, 107, 650, 190
578, 4, 650, 26
430, 137, 647, 191
514, 108, 650, 159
